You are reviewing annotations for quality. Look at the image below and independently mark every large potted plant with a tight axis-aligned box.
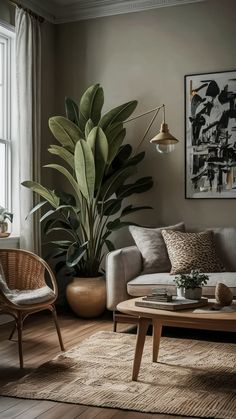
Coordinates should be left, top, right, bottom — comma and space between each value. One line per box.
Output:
23, 84, 153, 317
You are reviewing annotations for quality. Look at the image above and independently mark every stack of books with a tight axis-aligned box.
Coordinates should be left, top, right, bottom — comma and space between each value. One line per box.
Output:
143, 288, 173, 303
135, 296, 208, 311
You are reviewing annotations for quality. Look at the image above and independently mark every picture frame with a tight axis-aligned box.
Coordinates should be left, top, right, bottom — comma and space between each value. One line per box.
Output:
185, 70, 236, 199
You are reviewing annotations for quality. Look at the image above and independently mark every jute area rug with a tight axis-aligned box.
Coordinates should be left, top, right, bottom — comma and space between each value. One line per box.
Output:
1, 331, 236, 418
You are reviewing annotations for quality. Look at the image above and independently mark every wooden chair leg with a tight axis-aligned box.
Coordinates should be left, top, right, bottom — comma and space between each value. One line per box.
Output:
16, 313, 24, 368
51, 305, 65, 351
9, 323, 16, 340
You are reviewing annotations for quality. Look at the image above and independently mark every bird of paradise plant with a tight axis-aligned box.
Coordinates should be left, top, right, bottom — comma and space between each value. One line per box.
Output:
23, 84, 153, 277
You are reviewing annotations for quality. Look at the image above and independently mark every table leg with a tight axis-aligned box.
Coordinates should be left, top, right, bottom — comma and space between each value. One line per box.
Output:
152, 320, 162, 363
132, 317, 150, 381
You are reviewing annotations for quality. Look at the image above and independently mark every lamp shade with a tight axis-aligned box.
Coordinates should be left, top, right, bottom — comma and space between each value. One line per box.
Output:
150, 123, 179, 145
150, 122, 179, 154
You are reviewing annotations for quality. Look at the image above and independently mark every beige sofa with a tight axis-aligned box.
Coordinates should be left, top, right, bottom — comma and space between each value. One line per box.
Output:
106, 227, 236, 321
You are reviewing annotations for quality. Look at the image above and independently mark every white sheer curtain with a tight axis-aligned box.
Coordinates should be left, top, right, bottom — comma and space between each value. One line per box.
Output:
15, 7, 41, 254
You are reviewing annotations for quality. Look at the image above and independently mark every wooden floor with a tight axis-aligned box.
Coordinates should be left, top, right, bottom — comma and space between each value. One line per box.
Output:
0, 310, 200, 419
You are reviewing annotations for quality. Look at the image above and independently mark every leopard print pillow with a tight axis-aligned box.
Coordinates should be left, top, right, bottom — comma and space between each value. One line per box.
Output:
161, 230, 224, 275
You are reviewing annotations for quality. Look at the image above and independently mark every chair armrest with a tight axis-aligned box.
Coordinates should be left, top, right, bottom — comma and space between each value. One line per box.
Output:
106, 246, 142, 311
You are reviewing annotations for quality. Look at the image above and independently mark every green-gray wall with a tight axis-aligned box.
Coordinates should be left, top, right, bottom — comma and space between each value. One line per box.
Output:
0, 0, 14, 26
55, 0, 236, 246
2, 0, 236, 249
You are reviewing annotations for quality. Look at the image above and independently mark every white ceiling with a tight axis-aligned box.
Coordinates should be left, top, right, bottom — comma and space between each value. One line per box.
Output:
21, 0, 206, 23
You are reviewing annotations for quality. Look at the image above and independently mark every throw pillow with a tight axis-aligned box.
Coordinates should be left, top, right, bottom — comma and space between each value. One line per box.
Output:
129, 222, 185, 273
161, 230, 225, 275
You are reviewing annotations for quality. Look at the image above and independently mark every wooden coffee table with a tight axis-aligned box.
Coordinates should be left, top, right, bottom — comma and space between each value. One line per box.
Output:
117, 297, 236, 381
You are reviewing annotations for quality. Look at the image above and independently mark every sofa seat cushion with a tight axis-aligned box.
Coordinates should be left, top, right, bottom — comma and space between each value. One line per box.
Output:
127, 272, 236, 297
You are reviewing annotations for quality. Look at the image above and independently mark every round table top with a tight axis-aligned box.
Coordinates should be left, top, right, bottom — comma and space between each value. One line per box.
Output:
117, 297, 236, 323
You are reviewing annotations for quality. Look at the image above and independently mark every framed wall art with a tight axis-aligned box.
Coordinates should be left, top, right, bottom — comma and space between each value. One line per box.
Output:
185, 70, 236, 198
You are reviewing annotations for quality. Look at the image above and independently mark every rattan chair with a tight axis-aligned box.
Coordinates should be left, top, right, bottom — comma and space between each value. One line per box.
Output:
0, 248, 65, 368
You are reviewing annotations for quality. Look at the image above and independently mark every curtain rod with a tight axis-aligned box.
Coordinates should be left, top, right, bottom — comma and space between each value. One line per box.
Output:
9, 0, 45, 23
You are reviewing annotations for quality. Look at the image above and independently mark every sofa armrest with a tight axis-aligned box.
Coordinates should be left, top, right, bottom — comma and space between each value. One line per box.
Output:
106, 246, 142, 311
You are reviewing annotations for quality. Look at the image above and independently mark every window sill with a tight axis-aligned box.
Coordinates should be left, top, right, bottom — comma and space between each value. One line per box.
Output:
0, 236, 20, 249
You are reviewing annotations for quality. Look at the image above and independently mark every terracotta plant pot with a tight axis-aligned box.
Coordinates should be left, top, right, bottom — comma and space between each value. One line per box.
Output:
184, 287, 202, 300
66, 276, 106, 318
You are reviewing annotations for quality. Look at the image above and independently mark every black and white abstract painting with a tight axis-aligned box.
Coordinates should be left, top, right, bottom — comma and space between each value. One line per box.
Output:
185, 70, 236, 198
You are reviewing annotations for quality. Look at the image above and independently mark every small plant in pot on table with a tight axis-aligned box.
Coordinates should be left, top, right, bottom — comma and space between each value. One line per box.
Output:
174, 270, 209, 300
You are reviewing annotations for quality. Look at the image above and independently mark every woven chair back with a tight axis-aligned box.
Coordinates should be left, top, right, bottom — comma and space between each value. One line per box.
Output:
0, 250, 46, 290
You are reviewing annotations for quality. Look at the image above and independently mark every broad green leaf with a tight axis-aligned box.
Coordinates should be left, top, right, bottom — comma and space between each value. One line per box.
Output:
123, 151, 145, 168
111, 144, 133, 171
40, 209, 55, 222
121, 205, 152, 217
85, 119, 94, 139
105, 122, 123, 139
44, 164, 81, 201
66, 241, 88, 267
79, 84, 104, 131
50, 240, 72, 248
107, 219, 140, 231
98, 199, 122, 216
100, 166, 136, 200
49, 116, 82, 150
65, 97, 79, 125
54, 190, 76, 206
22, 181, 60, 208
3, 213, 13, 222
107, 128, 126, 165
44, 218, 70, 234
101, 230, 112, 241
46, 248, 67, 260
117, 176, 153, 198
74, 140, 95, 202
26, 200, 47, 220
46, 226, 75, 238
48, 145, 74, 169
87, 127, 108, 190
104, 239, 115, 252
99, 100, 137, 131
113, 144, 132, 161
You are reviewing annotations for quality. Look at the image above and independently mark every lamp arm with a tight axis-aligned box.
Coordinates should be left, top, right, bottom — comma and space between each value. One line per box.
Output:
126, 104, 165, 154
125, 105, 164, 123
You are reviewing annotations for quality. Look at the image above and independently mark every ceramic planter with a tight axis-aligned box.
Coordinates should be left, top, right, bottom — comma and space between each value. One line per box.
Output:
184, 287, 202, 300
66, 276, 106, 318
0, 221, 8, 234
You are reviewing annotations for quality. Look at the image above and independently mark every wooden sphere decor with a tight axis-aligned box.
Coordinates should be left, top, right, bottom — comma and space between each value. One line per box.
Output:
215, 283, 233, 306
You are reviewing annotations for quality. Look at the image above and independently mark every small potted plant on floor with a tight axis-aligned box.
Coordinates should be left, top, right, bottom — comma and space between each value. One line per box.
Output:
174, 270, 209, 300
0, 206, 13, 237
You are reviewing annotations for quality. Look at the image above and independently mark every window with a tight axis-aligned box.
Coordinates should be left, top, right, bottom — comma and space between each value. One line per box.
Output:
0, 23, 18, 234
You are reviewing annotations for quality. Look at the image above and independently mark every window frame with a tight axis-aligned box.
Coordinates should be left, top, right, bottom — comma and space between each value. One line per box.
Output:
0, 21, 18, 235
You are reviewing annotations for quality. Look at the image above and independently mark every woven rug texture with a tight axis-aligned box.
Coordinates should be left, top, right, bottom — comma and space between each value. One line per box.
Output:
1, 331, 236, 418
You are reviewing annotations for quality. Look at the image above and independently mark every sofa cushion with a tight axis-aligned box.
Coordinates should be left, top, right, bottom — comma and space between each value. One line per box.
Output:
127, 272, 236, 297
162, 230, 224, 274
129, 222, 185, 274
